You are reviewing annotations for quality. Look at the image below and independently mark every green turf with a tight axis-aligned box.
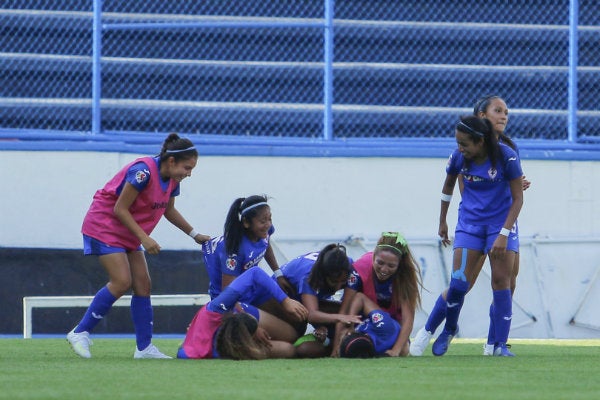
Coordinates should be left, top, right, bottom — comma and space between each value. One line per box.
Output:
1, 339, 599, 400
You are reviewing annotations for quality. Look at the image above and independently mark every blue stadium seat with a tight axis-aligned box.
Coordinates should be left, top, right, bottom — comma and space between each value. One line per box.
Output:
1, 3, 598, 140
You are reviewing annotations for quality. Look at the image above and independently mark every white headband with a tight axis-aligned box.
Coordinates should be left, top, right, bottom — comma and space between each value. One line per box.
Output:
240, 201, 268, 217
165, 146, 196, 154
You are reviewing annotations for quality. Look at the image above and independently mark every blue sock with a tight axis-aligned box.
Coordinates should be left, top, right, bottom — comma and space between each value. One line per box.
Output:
75, 286, 117, 333
131, 296, 153, 351
444, 278, 469, 333
493, 289, 512, 345
425, 294, 447, 333
487, 302, 496, 345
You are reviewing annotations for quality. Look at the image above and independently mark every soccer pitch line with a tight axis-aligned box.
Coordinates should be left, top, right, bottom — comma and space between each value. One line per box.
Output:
455, 338, 600, 346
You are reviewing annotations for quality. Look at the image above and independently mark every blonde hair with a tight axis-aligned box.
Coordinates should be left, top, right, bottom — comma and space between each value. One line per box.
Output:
373, 232, 423, 312
215, 313, 269, 360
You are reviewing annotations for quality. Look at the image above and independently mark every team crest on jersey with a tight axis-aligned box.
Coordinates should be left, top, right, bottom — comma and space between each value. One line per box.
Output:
135, 169, 150, 184
348, 272, 359, 286
371, 312, 384, 324
488, 167, 498, 180
226, 257, 237, 271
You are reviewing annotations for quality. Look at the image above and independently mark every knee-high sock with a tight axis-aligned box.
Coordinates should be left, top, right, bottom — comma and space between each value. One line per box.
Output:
75, 286, 117, 333
425, 294, 447, 333
444, 278, 469, 333
487, 302, 496, 345
493, 289, 512, 345
131, 296, 153, 351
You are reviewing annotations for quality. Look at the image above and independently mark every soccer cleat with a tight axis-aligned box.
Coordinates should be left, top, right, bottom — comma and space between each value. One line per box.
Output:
134, 344, 172, 359
67, 329, 92, 359
409, 327, 433, 356
493, 343, 515, 357
483, 343, 495, 356
431, 326, 458, 356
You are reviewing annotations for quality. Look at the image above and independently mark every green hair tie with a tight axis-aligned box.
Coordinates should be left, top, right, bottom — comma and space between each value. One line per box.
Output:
381, 232, 408, 247
377, 232, 408, 255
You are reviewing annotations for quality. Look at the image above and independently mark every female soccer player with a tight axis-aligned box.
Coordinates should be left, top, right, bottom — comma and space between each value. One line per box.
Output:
337, 293, 402, 358
177, 267, 308, 360
332, 232, 422, 357
410, 96, 530, 356
261, 244, 363, 357
418, 115, 523, 357
67, 133, 210, 359
202, 195, 294, 300
202, 195, 298, 342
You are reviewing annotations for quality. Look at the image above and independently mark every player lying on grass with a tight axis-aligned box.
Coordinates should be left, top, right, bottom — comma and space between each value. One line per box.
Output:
177, 267, 308, 360
337, 292, 407, 358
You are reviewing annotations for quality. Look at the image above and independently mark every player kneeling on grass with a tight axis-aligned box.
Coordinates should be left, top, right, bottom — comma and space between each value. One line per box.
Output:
338, 292, 408, 358
177, 268, 308, 360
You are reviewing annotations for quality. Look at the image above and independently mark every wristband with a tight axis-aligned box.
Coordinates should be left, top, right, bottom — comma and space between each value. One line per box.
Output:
499, 228, 510, 237
273, 269, 283, 278
188, 229, 198, 238
441, 193, 452, 202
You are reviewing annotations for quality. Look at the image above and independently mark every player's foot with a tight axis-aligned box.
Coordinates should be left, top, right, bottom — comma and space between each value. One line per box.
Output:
67, 329, 92, 359
134, 344, 172, 359
483, 343, 495, 356
432, 326, 458, 356
409, 327, 433, 356
493, 343, 515, 357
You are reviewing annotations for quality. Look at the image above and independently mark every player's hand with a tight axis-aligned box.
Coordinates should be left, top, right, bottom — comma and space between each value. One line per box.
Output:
338, 314, 362, 326
277, 276, 297, 297
489, 235, 508, 259
522, 176, 531, 191
254, 327, 272, 347
142, 237, 161, 255
192, 233, 211, 244
438, 221, 451, 247
384, 348, 402, 357
313, 326, 328, 343
282, 298, 308, 322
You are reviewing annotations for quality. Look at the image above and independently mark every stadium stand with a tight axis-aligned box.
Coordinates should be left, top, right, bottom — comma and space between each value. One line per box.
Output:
1, 1, 599, 147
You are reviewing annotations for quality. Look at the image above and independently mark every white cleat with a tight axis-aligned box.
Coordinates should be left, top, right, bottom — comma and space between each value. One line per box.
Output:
483, 343, 495, 356
67, 329, 92, 359
409, 327, 433, 356
134, 344, 172, 359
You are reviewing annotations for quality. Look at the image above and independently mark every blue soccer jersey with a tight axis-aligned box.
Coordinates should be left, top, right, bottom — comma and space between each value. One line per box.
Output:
280, 252, 353, 302
447, 143, 522, 226
202, 225, 275, 299
347, 268, 394, 309
355, 309, 401, 355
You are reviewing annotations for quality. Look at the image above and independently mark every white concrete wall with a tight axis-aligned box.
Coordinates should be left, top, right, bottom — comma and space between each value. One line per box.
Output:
1, 151, 599, 339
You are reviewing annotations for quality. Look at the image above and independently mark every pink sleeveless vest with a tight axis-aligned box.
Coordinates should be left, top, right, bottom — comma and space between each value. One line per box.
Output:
353, 252, 402, 321
82, 156, 177, 250
181, 307, 223, 359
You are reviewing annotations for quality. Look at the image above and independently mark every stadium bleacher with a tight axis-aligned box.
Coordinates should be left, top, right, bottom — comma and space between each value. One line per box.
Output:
1, 1, 599, 143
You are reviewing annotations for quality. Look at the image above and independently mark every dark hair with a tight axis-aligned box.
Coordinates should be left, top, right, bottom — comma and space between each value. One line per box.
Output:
456, 115, 500, 168
373, 233, 422, 312
339, 332, 375, 358
473, 94, 501, 116
307, 244, 351, 293
215, 313, 267, 360
224, 195, 270, 255
158, 133, 198, 162
473, 95, 516, 151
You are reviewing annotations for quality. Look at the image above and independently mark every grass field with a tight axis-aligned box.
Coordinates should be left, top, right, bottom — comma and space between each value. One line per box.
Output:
1, 338, 599, 400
